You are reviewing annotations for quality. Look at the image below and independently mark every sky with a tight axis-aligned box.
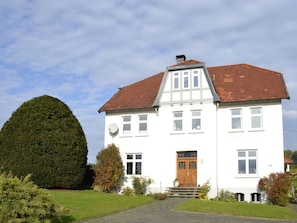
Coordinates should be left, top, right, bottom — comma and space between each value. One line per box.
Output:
0, 0, 296, 164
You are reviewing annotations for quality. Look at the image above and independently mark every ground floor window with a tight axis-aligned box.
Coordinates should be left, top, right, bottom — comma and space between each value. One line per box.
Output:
126, 153, 142, 175
237, 150, 257, 175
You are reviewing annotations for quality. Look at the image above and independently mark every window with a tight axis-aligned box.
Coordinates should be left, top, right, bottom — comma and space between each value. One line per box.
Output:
173, 111, 183, 131
193, 70, 199, 88
192, 110, 201, 130
251, 108, 262, 129
126, 154, 142, 175
138, 115, 147, 132
183, 72, 189, 89
238, 150, 257, 175
231, 109, 242, 130
122, 116, 131, 134
173, 72, 179, 89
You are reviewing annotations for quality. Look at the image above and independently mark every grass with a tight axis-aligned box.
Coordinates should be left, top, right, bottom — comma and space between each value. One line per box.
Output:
175, 199, 297, 220
49, 190, 155, 222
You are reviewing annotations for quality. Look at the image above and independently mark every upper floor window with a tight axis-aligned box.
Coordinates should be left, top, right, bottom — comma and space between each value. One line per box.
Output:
173, 111, 183, 131
126, 154, 142, 175
250, 108, 262, 129
238, 150, 257, 175
122, 116, 131, 134
231, 109, 242, 130
173, 72, 180, 89
138, 115, 147, 132
183, 72, 189, 89
193, 70, 199, 88
192, 110, 201, 130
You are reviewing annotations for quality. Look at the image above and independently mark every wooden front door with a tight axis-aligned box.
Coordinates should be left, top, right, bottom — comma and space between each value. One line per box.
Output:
176, 151, 197, 187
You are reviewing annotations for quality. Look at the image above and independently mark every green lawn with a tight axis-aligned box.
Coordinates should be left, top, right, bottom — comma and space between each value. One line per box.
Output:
49, 190, 155, 222
175, 199, 297, 220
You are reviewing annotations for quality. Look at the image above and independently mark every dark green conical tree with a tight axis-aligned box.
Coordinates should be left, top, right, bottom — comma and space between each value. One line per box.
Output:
0, 95, 87, 189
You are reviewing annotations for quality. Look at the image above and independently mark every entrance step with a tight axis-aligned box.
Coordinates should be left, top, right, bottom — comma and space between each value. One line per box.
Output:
167, 187, 200, 198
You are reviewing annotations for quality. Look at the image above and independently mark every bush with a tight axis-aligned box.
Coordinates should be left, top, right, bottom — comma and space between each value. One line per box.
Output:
122, 187, 135, 196
0, 171, 63, 222
216, 189, 237, 202
198, 180, 211, 200
258, 172, 292, 206
94, 144, 124, 192
0, 95, 87, 189
153, 193, 168, 200
132, 177, 153, 195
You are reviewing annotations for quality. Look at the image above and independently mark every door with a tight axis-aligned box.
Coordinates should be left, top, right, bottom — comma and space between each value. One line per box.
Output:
176, 151, 197, 187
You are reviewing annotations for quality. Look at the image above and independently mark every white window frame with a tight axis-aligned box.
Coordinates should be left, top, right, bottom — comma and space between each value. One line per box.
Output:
231, 109, 242, 130
122, 116, 131, 134
237, 150, 257, 176
126, 153, 142, 175
173, 72, 180, 90
138, 115, 148, 133
250, 107, 262, 129
173, 111, 183, 131
183, 71, 189, 89
192, 70, 199, 88
191, 110, 201, 131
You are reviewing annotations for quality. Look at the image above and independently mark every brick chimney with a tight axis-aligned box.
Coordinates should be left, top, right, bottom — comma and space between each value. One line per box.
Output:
176, 55, 186, 64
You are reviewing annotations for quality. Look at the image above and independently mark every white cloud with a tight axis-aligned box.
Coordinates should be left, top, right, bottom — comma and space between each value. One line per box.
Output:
1, 0, 297, 161
283, 109, 297, 120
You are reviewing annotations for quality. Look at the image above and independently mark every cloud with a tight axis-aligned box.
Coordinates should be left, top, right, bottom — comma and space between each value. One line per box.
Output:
283, 109, 297, 120
1, 0, 297, 162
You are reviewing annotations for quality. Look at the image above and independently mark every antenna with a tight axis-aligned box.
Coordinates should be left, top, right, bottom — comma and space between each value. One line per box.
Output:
108, 123, 119, 136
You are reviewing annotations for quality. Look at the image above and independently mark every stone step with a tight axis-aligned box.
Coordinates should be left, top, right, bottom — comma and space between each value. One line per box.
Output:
167, 187, 200, 198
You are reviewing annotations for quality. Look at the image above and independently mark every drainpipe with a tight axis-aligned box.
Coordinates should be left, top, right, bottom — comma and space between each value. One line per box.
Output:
216, 102, 219, 197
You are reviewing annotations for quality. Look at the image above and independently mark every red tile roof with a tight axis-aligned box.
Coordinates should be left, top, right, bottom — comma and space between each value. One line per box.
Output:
99, 60, 289, 112
208, 64, 289, 102
99, 72, 164, 112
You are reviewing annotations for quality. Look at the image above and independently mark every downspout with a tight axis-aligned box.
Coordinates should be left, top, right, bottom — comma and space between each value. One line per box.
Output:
216, 102, 219, 197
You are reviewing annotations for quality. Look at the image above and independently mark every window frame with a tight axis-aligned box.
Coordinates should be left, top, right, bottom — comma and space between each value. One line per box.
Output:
191, 110, 201, 131
173, 72, 180, 90
192, 70, 199, 88
231, 109, 242, 130
250, 107, 262, 129
122, 115, 132, 134
126, 153, 142, 175
237, 150, 257, 176
138, 114, 148, 133
173, 111, 183, 131
183, 71, 189, 89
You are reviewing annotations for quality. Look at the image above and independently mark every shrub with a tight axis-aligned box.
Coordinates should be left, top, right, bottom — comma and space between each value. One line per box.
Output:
198, 180, 211, 200
0, 95, 87, 189
153, 193, 168, 200
122, 187, 135, 196
94, 144, 124, 192
258, 172, 292, 206
132, 177, 153, 195
0, 171, 63, 222
216, 189, 237, 202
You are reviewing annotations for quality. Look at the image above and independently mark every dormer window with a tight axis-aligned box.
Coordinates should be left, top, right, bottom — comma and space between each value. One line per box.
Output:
173, 72, 180, 89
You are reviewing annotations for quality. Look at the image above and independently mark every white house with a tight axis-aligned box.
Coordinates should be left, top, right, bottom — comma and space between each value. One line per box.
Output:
98, 55, 289, 202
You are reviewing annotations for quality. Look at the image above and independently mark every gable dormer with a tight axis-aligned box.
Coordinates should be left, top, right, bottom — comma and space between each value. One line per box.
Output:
154, 55, 220, 106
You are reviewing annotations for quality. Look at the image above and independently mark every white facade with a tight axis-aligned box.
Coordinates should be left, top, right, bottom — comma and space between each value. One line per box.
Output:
101, 61, 286, 202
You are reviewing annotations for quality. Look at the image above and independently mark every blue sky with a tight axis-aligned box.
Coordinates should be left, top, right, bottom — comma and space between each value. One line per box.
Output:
1, 0, 296, 164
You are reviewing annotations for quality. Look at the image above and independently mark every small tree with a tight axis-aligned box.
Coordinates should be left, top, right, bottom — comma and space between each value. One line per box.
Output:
258, 172, 292, 206
94, 144, 124, 192
0, 171, 63, 222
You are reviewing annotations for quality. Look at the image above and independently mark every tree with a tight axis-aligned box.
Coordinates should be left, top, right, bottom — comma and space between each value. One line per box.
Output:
0, 95, 87, 189
94, 144, 124, 192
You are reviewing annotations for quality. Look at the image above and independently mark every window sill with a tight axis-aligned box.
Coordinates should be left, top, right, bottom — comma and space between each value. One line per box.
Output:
188, 131, 204, 134
228, 130, 244, 133
170, 132, 185, 135
135, 134, 149, 137
248, 129, 264, 132
119, 135, 133, 138
235, 175, 260, 179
